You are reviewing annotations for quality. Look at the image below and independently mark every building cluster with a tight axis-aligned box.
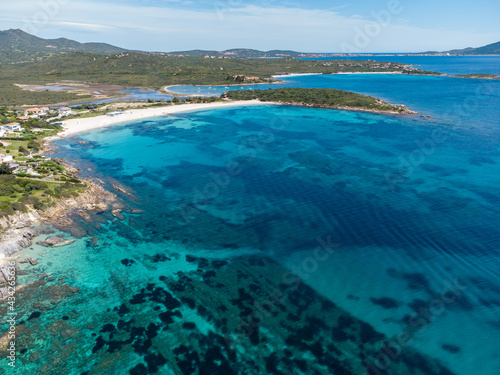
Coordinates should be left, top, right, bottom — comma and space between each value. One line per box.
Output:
11, 106, 73, 123
0, 106, 66, 176
21, 106, 50, 119
232, 75, 260, 82
0, 152, 39, 175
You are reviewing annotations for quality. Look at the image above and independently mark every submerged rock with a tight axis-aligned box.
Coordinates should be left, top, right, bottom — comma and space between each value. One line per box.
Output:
86, 237, 99, 247
112, 209, 125, 220
442, 344, 461, 354
20, 257, 38, 266
40, 236, 77, 247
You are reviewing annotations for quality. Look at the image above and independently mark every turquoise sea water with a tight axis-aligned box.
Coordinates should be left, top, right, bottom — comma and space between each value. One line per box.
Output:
2, 71, 500, 374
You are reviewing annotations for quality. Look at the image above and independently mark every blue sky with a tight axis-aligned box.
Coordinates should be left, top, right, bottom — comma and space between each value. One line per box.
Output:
1, 0, 499, 52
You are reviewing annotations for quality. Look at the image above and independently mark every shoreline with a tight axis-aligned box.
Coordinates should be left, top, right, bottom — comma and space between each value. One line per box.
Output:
57, 100, 266, 137
1, 94, 420, 266
58, 96, 422, 138
163, 81, 281, 96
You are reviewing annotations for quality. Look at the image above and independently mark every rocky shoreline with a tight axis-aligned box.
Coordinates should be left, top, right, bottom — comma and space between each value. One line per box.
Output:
0, 174, 124, 298
272, 100, 419, 115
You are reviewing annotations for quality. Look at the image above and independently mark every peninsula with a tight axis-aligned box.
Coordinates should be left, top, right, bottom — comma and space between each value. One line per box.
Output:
223, 88, 418, 115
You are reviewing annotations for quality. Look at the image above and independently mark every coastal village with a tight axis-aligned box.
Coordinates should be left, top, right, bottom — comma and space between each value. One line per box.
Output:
0, 106, 71, 177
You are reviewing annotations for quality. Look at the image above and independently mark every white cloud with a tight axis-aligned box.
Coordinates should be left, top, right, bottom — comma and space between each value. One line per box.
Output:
54, 21, 115, 32
1, 1, 499, 52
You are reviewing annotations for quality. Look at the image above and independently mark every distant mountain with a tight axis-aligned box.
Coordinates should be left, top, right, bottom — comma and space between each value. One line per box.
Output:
443, 41, 500, 55
168, 48, 306, 58
0, 29, 127, 63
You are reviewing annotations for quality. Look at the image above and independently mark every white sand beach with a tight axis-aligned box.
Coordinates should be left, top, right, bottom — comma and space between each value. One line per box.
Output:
58, 100, 265, 137
271, 73, 324, 78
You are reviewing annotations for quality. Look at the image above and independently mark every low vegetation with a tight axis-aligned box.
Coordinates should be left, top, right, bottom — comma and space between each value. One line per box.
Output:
223, 88, 415, 113
454, 73, 499, 79
0, 174, 85, 216
0, 52, 439, 106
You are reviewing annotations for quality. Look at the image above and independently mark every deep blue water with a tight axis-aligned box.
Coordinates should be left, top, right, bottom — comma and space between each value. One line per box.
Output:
299, 55, 500, 75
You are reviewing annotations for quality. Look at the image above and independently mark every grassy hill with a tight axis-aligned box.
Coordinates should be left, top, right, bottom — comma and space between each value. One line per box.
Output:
0, 29, 127, 64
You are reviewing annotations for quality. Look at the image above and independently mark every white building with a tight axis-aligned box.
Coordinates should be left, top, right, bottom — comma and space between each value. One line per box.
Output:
2, 123, 22, 132
15, 165, 37, 175
58, 107, 72, 116
23, 107, 49, 118
0, 154, 14, 163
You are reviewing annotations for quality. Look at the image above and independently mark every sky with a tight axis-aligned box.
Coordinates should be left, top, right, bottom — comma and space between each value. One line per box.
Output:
0, 0, 499, 52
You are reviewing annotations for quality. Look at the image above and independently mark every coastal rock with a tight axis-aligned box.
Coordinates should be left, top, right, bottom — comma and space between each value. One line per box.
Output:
0, 287, 9, 299
20, 257, 38, 266
0, 263, 20, 286
43, 236, 66, 247
0, 227, 37, 257
41, 180, 123, 229
0, 211, 41, 229
39, 236, 77, 247
52, 239, 77, 247
112, 184, 134, 197
70, 226, 88, 238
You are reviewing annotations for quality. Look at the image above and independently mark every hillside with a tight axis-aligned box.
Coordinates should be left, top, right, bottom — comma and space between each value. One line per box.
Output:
0, 29, 127, 64
444, 41, 500, 55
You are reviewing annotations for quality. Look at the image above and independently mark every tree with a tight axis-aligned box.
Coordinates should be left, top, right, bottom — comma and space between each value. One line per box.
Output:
27, 140, 41, 152
0, 162, 13, 175
19, 146, 29, 155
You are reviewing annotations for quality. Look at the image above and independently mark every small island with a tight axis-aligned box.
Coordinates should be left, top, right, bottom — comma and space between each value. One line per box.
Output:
223, 88, 418, 115
454, 73, 500, 79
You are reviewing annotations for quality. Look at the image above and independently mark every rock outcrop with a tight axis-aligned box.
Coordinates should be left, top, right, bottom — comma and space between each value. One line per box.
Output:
0, 179, 122, 257
38, 236, 77, 247
41, 179, 122, 229
0, 211, 41, 229
0, 227, 36, 257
